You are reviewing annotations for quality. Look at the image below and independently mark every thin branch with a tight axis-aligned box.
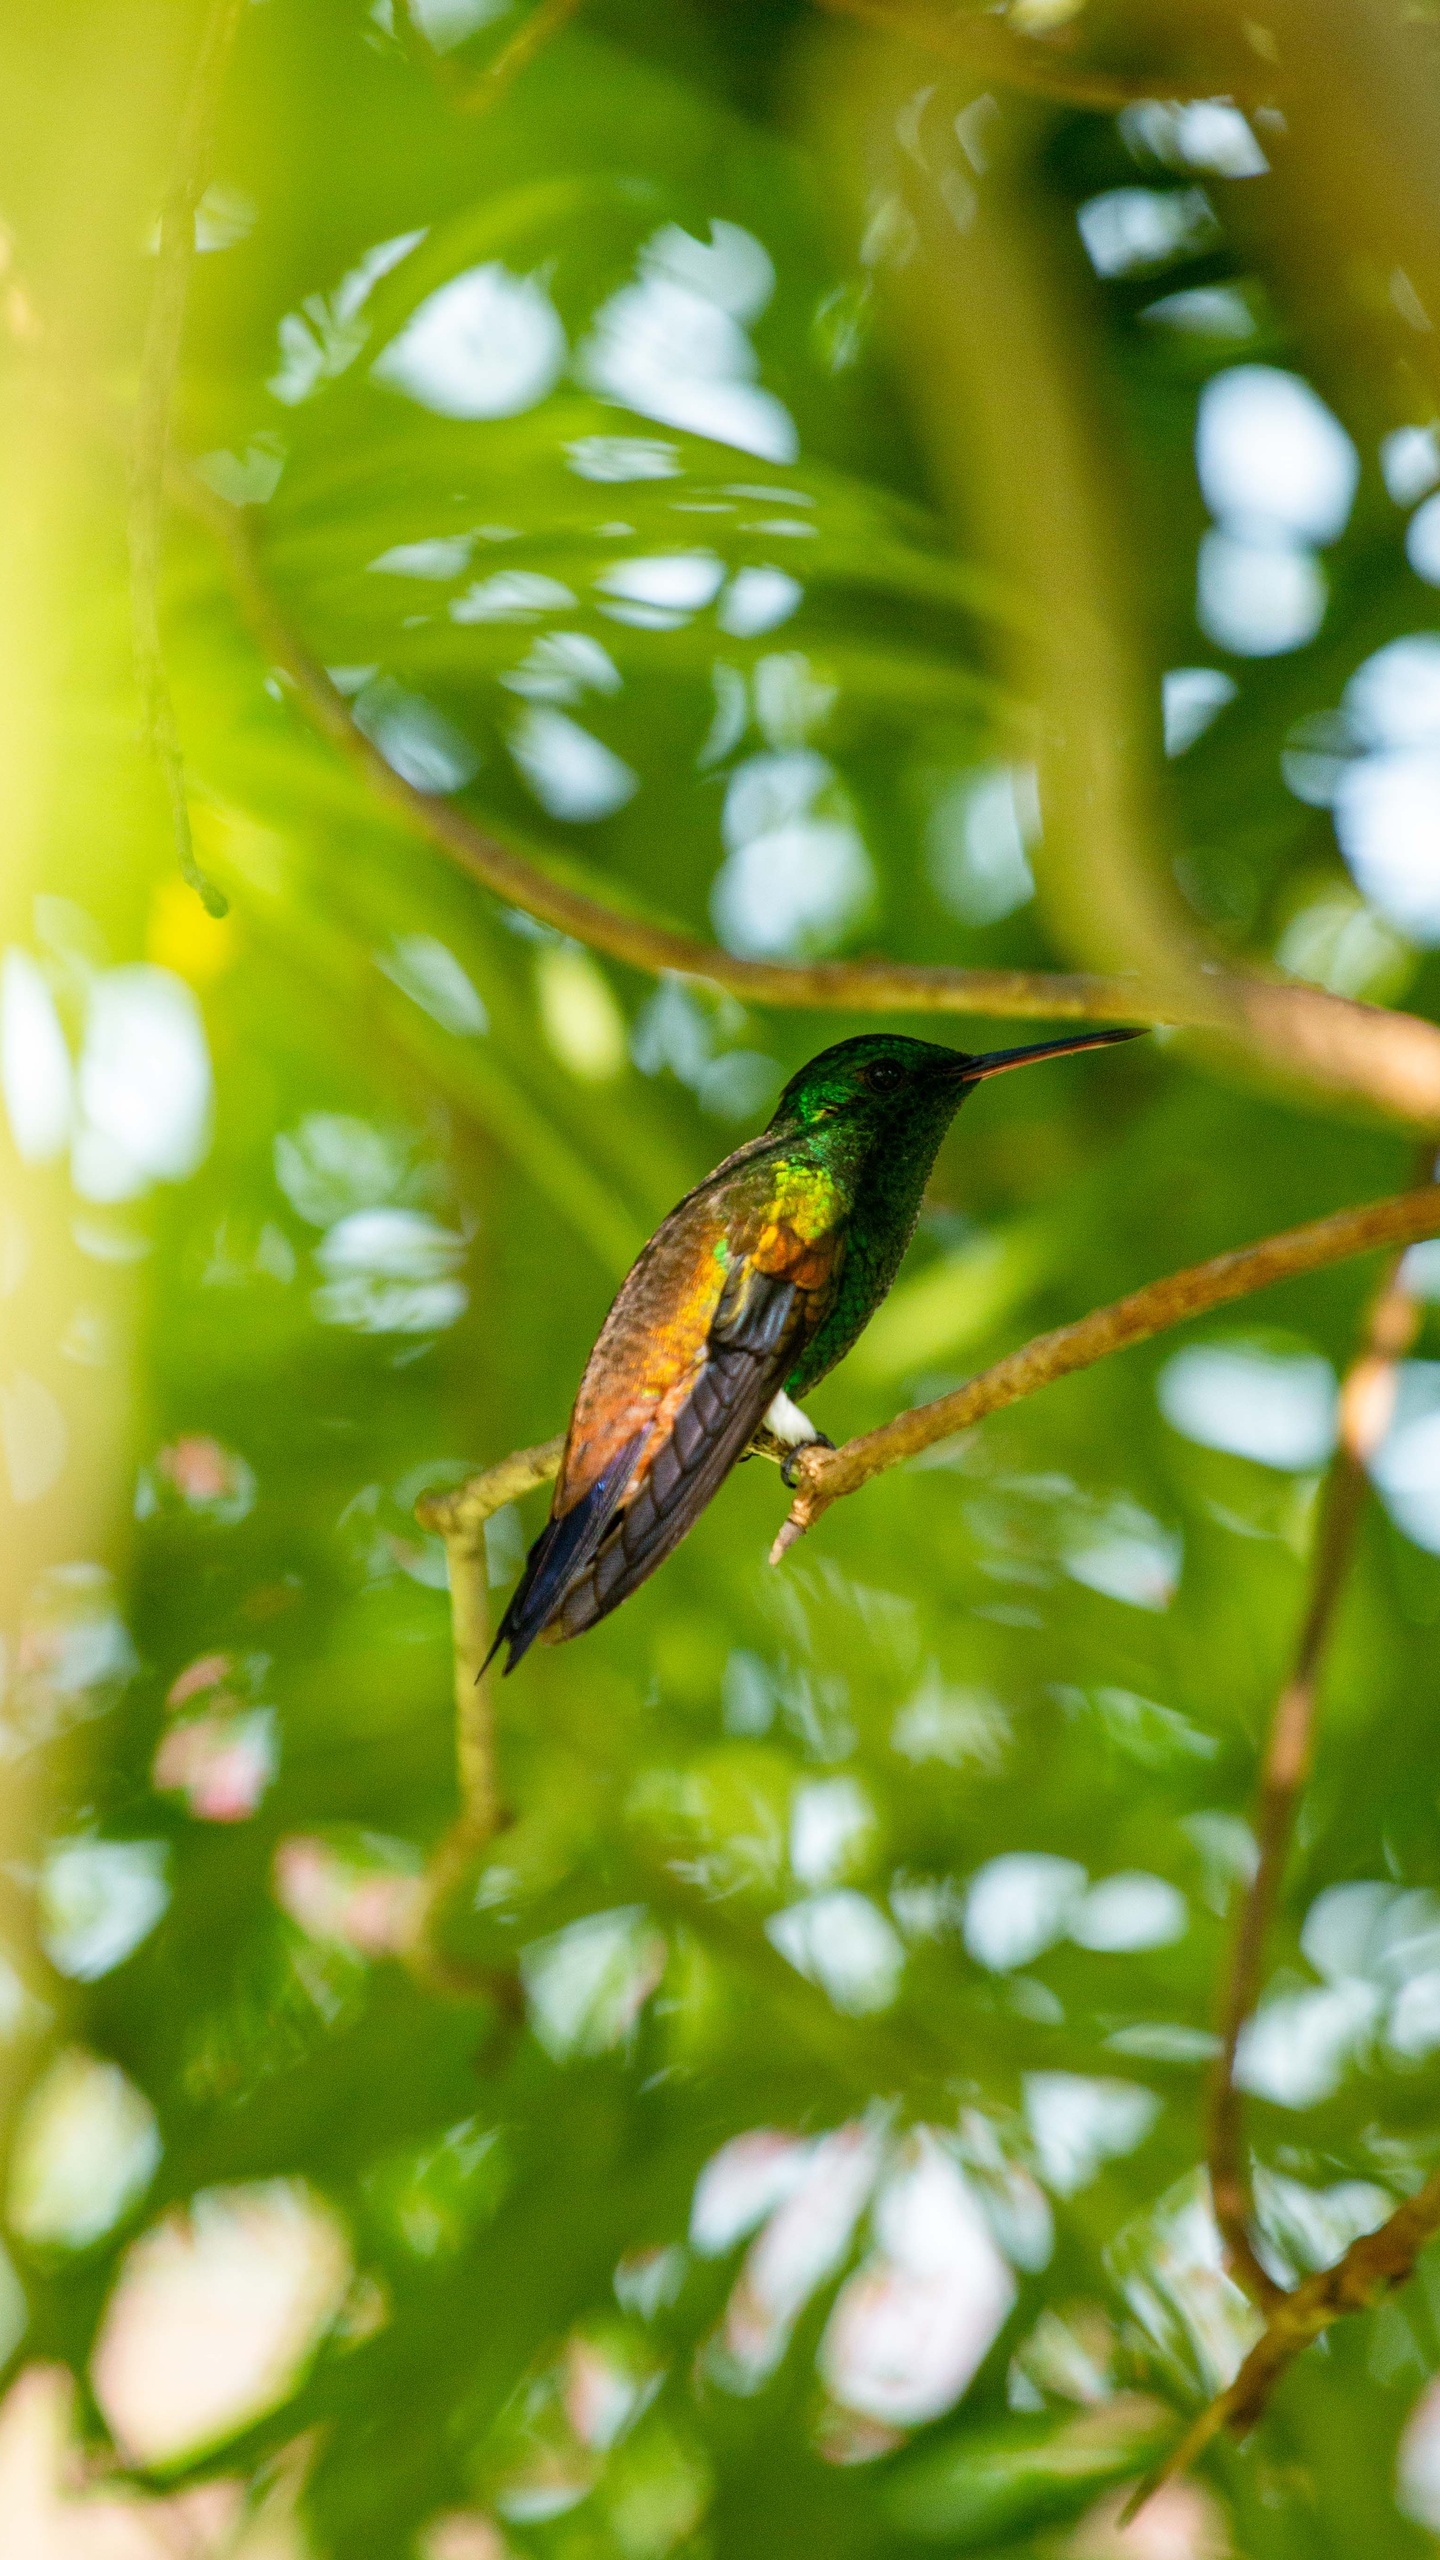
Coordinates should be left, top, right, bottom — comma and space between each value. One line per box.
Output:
772, 1186, 1440, 1558
416, 1432, 565, 1843
403, 1437, 563, 1998
452, 0, 586, 113
1207, 1217, 1427, 2310
1126, 2163, 1440, 2519
129, 0, 244, 919
1120, 1165, 1437, 2509
392, 0, 584, 114
167, 463, 1440, 1125
812, 0, 1271, 112
416, 1193, 1440, 1603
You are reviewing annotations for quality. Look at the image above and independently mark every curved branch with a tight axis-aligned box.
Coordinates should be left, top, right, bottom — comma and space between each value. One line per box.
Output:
168, 464, 1440, 1122
396, 0, 586, 114
1207, 1223, 1426, 2308
452, 0, 586, 112
404, 1436, 563, 1997
1126, 2162, 1440, 2520
167, 465, 1140, 1023
812, 0, 1270, 112
772, 1186, 1440, 1556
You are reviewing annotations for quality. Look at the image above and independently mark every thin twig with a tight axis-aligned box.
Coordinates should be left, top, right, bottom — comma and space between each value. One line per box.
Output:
129, 0, 244, 919
812, 0, 1271, 111
165, 462, 1440, 1126
1207, 1207, 1428, 2309
1123, 1161, 1439, 2509
391, 0, 583, 112
403, 1437, 564, 1997
772, 1185, 1440, 1557
452, 0, 585, 113
417, 1434, 566, 1837
1126, 2164, 1440, 2520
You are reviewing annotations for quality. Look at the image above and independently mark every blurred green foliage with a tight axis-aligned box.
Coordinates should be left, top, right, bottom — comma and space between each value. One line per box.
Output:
8, 3, 1440, 2556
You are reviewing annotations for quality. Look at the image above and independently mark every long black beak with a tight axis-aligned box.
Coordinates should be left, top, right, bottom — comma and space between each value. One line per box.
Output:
957, 1026, 1144, 1081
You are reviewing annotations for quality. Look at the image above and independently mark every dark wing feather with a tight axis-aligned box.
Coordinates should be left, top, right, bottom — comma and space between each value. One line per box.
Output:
544, 1265, 806, 1647
487, 1429, 649, 1674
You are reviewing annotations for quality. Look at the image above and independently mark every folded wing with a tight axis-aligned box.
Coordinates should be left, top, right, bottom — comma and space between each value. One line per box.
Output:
491, 1259, 810, 1669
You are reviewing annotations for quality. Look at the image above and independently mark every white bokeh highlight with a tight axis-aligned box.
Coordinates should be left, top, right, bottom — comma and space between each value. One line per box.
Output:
372, 263, 566, 419
7, 2050, 160, 2250
1194, 366, 1357, 656
578, 220, 797, 464
91, 2182, 353, 2468
1157, 1340, 1339, 1469
819, 2135, 1015, 2426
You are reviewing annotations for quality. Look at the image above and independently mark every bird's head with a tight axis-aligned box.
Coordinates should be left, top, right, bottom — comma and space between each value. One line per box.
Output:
768, 1027, 1142, 1142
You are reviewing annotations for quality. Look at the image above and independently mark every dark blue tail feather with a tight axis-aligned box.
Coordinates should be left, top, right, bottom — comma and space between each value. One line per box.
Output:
484, 1431, 648, 1674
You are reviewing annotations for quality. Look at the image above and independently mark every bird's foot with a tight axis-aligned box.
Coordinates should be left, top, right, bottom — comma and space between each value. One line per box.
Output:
781, 1432, 833, 1488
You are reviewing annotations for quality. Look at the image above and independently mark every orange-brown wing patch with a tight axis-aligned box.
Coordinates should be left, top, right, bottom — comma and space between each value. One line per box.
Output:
555, 1196, 733, 1516
555, 1163, 846, 1521
749, 1218, 845, 1296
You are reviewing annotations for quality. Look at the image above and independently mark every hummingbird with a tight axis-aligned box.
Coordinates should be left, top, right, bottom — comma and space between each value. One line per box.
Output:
490, 1026, 1139, 1670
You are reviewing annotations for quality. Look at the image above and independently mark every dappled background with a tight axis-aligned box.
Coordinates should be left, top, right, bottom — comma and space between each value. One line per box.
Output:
8, 0, 1440, 2552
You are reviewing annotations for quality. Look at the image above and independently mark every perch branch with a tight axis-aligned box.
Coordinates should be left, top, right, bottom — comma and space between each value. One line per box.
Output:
812, 0, 1270, 112
165, 462, 1440, 1125
772, 1186, 1440, 1558
1207, 1214, 1428, 2310
414, 1192, 1439, 2004
129, 0, 244, 918
403, 1436, 563, 1997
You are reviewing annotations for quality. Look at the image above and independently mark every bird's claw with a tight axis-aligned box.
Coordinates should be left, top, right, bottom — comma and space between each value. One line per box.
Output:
781, 1433, 834, 1489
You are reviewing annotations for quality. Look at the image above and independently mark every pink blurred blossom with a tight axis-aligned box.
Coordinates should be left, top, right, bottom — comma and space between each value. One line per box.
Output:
166, 1653, 233, 1711
0, 2361, 311, 2557
145, 1436, 255, 1523
717, 2118, 884, 2386
819, 2132, 1016, 2428
152, 1712, 275, 1823
1068, 2478, 1232, 2558
272, 1835, 423, 1956
813, 2406, 906, 2467
420, 2516, 514, 2560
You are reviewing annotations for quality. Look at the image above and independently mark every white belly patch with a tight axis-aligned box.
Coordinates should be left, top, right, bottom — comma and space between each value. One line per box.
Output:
762, 1389, 820, 1450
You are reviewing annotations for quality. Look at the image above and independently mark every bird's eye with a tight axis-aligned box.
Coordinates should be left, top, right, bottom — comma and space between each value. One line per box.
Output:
863, 1059, 906, 1094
